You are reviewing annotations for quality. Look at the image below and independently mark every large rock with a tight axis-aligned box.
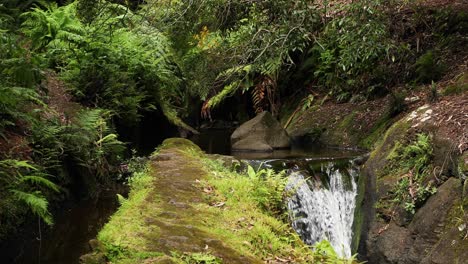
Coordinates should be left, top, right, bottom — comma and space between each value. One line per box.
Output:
366, 178, 463, 264
231, 112, 290, 152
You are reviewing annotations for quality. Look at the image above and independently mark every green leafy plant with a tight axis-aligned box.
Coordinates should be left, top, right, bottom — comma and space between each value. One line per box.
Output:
414, 51, 444, 84
21, 2, 84, 51
245, 163, 288, 216
311, 0, 396, 98
386, 133, 436, 214
0, 159, 59, 225
174, 252, 222, 264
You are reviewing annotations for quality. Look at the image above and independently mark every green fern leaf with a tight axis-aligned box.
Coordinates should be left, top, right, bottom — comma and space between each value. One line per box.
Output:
11, 190, 53, 225
19, 175, 60, 193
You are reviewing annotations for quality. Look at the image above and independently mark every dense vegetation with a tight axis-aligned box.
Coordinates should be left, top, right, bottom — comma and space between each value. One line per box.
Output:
0, 0, 465, 248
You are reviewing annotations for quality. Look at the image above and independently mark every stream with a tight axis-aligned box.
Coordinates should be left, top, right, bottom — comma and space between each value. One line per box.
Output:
195, 128, 364, 257
0, 129, 364, 263
0, 189, 124, 264
242, 157, 361, 258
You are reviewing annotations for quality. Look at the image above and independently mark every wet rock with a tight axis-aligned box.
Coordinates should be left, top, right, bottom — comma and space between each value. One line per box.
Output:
88, 239, 105, 252
409, 178, 461, 236
422, 227, 468, 264
79, 252, 106, 264
231, 111, 290, 151
352, 154, 369, 166
360, 106, 467, 263
366, 178, 464, 264
367, 223, 412, 264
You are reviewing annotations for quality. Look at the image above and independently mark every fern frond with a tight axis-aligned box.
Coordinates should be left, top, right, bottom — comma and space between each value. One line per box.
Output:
19, 175, 60, 193
252, 79, 266, 114
206, 81, 240, 110
11, 190, 53, 225
0, 159, 38, 171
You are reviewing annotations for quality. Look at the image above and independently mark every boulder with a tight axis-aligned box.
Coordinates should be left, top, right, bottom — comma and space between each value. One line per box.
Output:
231, 112, 290, 152
79, 253, 106, 264
366, 178, 464, 264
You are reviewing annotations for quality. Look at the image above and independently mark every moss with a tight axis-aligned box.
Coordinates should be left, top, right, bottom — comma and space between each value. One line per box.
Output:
158, 138, 202, 152
94, 138, 349, 263
340, 111, 356, 129
351, 164, 366, 253
445, 198, 467, 231
358, 114, 392, 150
97, 167, 162, 261
367, 116, 411, 163
378, 134, 435, 215
459, 152, 468, 179
442, 73, 468, 96
322, 111, 357, 146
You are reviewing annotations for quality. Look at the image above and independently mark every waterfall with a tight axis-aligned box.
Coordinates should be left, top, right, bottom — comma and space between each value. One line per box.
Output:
286, 162, 358, 258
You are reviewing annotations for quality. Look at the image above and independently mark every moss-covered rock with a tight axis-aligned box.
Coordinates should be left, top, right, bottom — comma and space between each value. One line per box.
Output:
359, 105, 467, 263
286, 96, 393, 149
231, 111, 290, 151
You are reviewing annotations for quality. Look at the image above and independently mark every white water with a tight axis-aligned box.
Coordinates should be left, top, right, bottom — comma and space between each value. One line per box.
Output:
286, 162, 358, 258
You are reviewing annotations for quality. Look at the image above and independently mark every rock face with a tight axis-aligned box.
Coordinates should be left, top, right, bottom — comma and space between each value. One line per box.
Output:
231, 111, 290, 151
285, 95, 392, 149
366, 178, 464, 264
358, 107, 467, 264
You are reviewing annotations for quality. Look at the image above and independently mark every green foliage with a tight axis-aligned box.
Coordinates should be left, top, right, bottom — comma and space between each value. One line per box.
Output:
313, 240, 358, 264
414, 51, 444, 84
386, 133, 437, 214
21, 1, 194, 130
154, 0, 320, 113
173, 252, 222, 264
391, 133, 433, 174
30, 109, 125, 180
0, 159, 59, 225
21, 2, 84, 51
427, 81, 439, 103
245, 163, 288, 217
310, 0, 395, 98
0, 86, 42, 135
0, 12, 44, 133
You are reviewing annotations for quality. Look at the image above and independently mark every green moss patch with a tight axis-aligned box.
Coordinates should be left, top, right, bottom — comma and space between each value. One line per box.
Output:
442, 73, 468, 96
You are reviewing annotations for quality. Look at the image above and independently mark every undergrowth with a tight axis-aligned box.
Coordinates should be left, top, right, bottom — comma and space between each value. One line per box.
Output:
379, 133, 437, 215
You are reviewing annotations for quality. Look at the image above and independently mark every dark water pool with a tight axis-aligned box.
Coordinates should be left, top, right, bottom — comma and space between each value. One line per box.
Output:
190, 128, 365, 160
0, 189, 124, 264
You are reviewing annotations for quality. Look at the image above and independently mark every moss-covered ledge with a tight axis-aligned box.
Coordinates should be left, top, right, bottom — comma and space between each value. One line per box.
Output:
82, 138, 322, 264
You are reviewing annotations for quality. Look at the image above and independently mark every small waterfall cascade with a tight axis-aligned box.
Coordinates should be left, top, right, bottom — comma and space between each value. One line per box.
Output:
286, 162, 358, 258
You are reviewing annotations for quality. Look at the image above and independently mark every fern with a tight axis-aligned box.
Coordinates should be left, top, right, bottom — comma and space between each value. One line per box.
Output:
21, 2, 84, 50
206, 81, 241, 110
0, 159, 59, 225
253, 82, 265, 114
19, 175, 60, 193
10, 190, 53, 225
